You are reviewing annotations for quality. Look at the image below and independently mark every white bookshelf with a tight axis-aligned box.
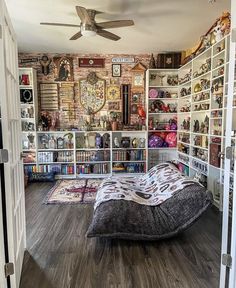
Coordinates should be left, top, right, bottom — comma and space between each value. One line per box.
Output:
19, 68, 38, 168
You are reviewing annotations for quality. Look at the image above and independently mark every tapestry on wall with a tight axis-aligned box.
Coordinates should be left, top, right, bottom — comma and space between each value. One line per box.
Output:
53, 56, 74, 82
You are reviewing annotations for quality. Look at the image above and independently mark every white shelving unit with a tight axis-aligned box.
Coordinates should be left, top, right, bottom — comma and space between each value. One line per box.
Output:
177, 34, 231, 208
23, 130, 147, 179
144, 34, 232, 209
19, 67, 38, 168
146, 69, 179, 169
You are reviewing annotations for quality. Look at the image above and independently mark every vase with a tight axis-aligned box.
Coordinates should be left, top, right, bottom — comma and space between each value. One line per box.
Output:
111, 121, 118, 131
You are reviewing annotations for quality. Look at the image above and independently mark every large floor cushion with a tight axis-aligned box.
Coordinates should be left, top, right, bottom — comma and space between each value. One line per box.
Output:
87, 184, 213, 240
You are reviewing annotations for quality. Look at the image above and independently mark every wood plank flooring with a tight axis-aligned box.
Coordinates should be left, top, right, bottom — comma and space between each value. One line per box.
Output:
20, 182, 222, 288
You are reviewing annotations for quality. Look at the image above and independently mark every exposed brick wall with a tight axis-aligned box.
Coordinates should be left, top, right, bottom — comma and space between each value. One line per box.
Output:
18, 53, 151, 129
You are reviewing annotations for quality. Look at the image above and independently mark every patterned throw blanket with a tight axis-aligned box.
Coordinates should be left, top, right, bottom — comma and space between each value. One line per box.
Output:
94, 163, 202, 210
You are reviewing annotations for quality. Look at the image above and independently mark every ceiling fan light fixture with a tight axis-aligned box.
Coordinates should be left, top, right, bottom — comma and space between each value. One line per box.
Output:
81, 23, 97, 37
81, 30, 97, 37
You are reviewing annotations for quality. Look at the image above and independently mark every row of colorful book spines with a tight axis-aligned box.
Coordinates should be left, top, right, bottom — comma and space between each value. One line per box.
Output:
76, 156, 110, 161
24, 164, 74, 174
77, 164, 109, 174
115, 163, 146, 173
113, 155, 146, 161
113, 151, 146, 160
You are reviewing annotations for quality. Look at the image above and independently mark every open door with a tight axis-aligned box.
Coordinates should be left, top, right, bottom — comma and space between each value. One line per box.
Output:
0, 0, 26, 287
220, 1, 236, 287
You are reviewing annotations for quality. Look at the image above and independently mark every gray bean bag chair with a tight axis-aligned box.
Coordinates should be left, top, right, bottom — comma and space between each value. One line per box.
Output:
87, 163, 213, 240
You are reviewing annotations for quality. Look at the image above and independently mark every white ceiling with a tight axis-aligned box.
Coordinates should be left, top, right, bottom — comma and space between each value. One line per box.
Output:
6, 0, 230, 54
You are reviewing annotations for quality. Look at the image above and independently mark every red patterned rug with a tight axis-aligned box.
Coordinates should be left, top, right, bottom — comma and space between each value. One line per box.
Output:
44, 179, 103, 205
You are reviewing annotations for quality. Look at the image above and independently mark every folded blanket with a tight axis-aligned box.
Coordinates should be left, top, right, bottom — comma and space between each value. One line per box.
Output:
94, 163, 202, 210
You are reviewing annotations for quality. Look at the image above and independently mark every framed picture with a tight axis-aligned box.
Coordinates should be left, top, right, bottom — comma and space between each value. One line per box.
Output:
112, 64, 121, 77
108, 101, 120, 111
107, 85, 120, 100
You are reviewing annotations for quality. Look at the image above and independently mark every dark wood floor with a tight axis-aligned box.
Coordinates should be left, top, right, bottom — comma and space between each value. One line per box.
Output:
20, 182, 222, 288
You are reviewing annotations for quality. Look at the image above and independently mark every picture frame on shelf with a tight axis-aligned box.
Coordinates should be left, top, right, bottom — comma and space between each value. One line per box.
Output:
112, 64, 121, 77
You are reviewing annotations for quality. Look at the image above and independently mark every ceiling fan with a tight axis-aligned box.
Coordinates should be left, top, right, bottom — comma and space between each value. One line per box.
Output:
40, 6, 134, 41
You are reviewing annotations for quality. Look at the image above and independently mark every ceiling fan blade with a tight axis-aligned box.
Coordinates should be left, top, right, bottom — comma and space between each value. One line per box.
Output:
70, 31, 83, 40
97, 30, 120, 41
40, 22, 80, 27
76, 6, 92, 25
96, 20, 134, 29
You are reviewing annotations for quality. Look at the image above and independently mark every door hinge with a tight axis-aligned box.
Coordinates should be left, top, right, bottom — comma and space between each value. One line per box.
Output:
225, 146, 234, 161
0, 25, 2, 39
0, 149, 9, 163
232, 28, 236, 43
222, 254, 232, 268
4, 262, 14, 277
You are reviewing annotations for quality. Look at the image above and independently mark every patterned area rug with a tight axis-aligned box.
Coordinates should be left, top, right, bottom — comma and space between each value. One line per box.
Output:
44, 179, 103, 205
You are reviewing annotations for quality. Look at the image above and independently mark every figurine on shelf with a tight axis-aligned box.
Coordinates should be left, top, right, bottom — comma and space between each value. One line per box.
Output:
39, 112, 50, 131
95, 133, 102, 148
64, 133, 74, 149
114, 137, 120, 148
48, 136, 57, 149
149, 54, 156, 69
193, 120, 200, 132
27, 133, 35, 149
149, 118, 154, 130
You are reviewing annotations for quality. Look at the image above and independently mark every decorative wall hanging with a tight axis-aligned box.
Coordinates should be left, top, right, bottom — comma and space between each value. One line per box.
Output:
78, 58, 105, 68
40, 83, 59, 111
121, 84, 131, 125
108, 101, 120, 111
112, 57, 135, 63
79, 72, 106, 114
112, 64, 121, 77
130, 62, 146, 92
20, 58, 39, 64
59, 82, 75, 121
40, 55, 52, 76
107, 85, 120, 100
53, 57, 74, 82
131, 103, 138, 114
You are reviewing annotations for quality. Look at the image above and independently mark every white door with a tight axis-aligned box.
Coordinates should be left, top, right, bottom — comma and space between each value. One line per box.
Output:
0, 0, 26, 287
220, 1, 236, 287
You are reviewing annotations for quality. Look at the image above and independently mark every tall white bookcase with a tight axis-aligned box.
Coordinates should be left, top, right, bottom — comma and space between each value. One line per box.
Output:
146, 34, 233, 210
19, 67, 38, 170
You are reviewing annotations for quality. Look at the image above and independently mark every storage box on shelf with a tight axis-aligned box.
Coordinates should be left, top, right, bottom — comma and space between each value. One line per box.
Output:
19, 68, 38, 175
146, 69, 178, 169
111, 131, 147, 175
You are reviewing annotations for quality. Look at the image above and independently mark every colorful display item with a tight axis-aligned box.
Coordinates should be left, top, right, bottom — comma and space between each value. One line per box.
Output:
148, 132, 177, 148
